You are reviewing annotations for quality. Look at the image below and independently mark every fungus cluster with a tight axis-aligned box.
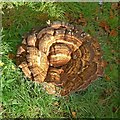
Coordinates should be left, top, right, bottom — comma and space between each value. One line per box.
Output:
16, 21, 104, 96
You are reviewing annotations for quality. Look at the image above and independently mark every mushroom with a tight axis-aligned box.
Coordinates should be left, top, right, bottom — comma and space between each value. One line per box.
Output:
16, 21, 104, 96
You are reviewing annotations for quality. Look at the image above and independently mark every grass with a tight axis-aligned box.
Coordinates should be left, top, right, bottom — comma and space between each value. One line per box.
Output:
1, 2, 119, 118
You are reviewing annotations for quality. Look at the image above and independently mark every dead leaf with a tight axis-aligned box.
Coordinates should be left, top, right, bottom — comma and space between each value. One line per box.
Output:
101, 60, 108, 68
53, 101, 59, 106
8, 53, 15, 60
77, 13, 87, 26
71, 111, 76, 118
36, 13, 48, 22
111, 49, 116, 54
109, 29, 118, 37
105, 88, 113, 95
115, 59, 120, 64
104, 74, 110, 81
99, 21, 111, 33
109, 65, 113, 71
109, 9, 114, 19
111, 3, 119, 10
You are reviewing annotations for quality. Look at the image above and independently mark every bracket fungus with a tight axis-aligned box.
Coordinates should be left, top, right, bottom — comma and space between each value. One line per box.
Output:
16, 21, 104, 96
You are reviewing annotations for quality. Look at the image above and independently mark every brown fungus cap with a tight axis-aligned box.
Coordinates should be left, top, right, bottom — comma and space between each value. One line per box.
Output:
16, 21, 104, 96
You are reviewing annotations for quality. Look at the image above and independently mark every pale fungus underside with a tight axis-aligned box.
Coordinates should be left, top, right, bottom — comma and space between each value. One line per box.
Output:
16, 21, 104, 96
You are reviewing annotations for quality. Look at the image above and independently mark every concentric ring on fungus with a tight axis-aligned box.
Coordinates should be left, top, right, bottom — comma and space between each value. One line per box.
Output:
16, 21, 105, 96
